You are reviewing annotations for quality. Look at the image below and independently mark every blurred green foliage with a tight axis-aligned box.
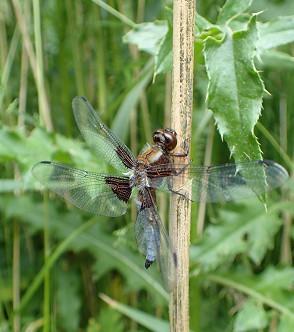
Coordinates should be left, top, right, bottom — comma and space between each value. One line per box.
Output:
0, 0, 293, 331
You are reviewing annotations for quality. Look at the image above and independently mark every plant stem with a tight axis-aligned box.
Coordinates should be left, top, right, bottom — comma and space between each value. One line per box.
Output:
0, 28, 19, 111
13, 220, 20, 332
169, 1, 195, 331
279, 94, 292, 265
90, 0, 136, 28
42, 193, 50, 332
32, 0, 52, 132
256, 122, 293, 171
18, 0, 30, 132
12, 0, 53, 131
69, 0, 85, 97
205, 274, 294, 320
95, 5, 107, 115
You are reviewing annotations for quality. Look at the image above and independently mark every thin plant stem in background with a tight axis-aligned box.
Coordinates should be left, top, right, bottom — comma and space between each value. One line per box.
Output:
12, 0, 53, 131
196, 121, 215, 237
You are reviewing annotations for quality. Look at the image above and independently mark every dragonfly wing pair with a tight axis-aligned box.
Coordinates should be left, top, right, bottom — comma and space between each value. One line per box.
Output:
148, 160, 289, 203
33, 96, 289, 290
33, 96, 176, 288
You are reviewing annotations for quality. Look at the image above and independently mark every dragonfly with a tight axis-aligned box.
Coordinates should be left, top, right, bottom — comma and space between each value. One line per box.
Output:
32, 96, 289, 288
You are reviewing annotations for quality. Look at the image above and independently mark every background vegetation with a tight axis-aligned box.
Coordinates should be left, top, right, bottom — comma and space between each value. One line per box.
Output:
0, 0, 293, 331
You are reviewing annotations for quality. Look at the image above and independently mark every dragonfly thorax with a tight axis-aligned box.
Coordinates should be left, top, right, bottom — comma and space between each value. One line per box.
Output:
128, 164, 150, 189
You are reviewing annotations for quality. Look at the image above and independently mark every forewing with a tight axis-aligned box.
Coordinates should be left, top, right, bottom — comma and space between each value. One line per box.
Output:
148, 160, 289, 202
72, 96, 136, 172
135, 188, 177, 290
32, 161, 131, 217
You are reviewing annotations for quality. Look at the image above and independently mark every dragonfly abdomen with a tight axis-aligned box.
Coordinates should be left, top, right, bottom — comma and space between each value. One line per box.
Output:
144, 223, 160, 269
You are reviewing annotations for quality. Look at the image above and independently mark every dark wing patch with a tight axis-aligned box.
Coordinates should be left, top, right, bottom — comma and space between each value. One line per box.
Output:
32, 161, 131, 217
72, 96, 136, 171
105, 176, 132, 203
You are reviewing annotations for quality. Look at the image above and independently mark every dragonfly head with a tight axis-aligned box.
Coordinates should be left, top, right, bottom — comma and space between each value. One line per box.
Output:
153, 128, 177, 152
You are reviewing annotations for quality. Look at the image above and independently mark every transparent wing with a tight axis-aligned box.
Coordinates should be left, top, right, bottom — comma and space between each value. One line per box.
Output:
72, 96, 136, 172
32, 161, 132, 217
135, 188, 177, 290
148, 160, 289, 202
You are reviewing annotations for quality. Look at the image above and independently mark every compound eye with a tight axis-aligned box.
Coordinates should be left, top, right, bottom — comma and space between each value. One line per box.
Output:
153, 134, 160, 143
164, 132, 177, 150
153, 129, 165, 144
165, 135, 171, 143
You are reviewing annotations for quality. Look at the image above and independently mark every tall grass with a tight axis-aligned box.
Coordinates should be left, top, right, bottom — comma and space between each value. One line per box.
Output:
0, 0, 293, 331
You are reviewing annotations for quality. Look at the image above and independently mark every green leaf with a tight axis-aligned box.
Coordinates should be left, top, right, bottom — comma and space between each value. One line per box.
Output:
0, 127, 25, 162
217, 0, 252, 25
204, 15, 264, 162
254, 266, 294, 292
258, 16, 294, 50
260, 50, 294, 70
251, 1, 294, 20
86, 318, 100, 332
87, 308, 124, 332
234, 300, 268, 332
0, 179, 27, 192
154, 25, 172, 78
196, 13, 215, 32
123, 22, 168, 55
56, 267, 81, 331
100, 294, 169, 332
278, 315, 294, 332
206, 268, 294, 320
111, 61, 153, 142
0, 195, 168, 303
190, 201, 292, 271
25, 128, 56, 165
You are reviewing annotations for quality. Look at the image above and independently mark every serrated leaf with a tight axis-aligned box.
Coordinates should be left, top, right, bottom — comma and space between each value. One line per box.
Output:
258, 16, 294, 50
205, 15, 264, 163
190, 201, 290, 271
234, 300, 268, 332
228, 14, 254, 32
123, 22, 168, 55
217, 0, 252, 25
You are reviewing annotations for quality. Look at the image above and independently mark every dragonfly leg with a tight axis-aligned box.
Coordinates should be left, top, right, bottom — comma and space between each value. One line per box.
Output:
167, 164, 192, 201
170, 140, 189, 158
172, 163, 189, 176
168, 188, 188, 199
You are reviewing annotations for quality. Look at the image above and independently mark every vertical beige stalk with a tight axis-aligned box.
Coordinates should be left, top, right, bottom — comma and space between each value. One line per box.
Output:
169, 1, 195, 331
12, 0, 53, 131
